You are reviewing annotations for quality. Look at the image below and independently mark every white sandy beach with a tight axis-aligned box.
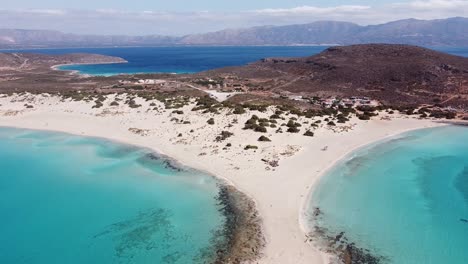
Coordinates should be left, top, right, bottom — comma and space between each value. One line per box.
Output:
0, 93, 444, 264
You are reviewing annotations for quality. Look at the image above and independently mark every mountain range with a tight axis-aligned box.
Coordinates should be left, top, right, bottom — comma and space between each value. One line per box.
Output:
0, 17, 467, 48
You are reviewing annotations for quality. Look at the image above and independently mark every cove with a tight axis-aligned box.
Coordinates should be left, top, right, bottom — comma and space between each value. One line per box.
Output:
0, 127, 231, 264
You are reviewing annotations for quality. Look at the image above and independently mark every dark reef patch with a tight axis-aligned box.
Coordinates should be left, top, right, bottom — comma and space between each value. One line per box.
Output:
307, 207, 388, 264
135, 152, 184, 174
162, 159, 183, 172
94, 147, 264, 263
92, 160, 264, 263
93, 208, 180, 262
455, 166, 468, 205
201, 185, 265, 264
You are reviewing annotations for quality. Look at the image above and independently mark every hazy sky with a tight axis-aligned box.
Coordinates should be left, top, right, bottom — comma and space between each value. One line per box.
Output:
2, 1, 409, 11
1, 0, 467, 35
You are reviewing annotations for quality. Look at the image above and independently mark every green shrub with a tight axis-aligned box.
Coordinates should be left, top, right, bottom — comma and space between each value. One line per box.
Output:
216, 131, 234, 142
287, 127, 300, 133
244, 123, 257, 130
304, 130, 314, 137
287, 120, 301, 128
233, 106, 246, 115
92, 101, 103, 109
254, 126, 267, 133
258, 136, 271, 142
245, 118, 257, 125
207, 118, 215, 125
356, 105, 378, 112
358, 114, 371, 120
127, 99, 141, 108
244, 145, 258, 150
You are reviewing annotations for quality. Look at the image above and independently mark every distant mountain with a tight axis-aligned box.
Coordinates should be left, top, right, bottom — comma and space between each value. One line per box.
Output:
180, 21, 361, 46
181, 17, 468, 46
0, 29, 180, 48
0, 17, 467, 48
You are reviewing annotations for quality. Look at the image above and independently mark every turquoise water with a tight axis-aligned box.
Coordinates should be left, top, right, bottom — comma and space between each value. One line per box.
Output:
0, 127, 227, 264
308, 125, 468, 263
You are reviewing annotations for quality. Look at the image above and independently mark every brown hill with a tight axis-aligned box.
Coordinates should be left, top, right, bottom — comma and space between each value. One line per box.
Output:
0, 53, 126, 93
206, 44, 468, 107
0, 53, 126, 71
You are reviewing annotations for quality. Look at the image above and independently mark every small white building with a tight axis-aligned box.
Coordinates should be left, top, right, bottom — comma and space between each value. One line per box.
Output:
137, 79, 166, 85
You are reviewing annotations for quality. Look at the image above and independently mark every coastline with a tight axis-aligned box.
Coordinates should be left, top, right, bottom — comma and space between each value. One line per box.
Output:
0, 93, 444, 264
298, 124, 447, 263
0, 124, 265, 263
51, 60, 128, 76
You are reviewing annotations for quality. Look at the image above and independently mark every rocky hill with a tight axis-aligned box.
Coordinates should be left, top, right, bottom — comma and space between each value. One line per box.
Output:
0, 53, 126, 71
0, 53, 127, 93
204, 44, 468, 107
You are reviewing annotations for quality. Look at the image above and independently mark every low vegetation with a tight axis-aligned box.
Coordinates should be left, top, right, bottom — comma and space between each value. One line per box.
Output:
244, 145, 259, 150
258, 136, 271, 142
216, 131, 234, 142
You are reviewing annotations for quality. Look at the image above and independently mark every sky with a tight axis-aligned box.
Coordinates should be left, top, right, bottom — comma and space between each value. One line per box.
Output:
1, 0, 467, 35
1, 0, 403, 12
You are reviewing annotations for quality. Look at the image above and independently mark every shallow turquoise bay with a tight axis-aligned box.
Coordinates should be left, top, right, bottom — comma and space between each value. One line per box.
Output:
308, 125, 468, 263
0, 127, 226, 264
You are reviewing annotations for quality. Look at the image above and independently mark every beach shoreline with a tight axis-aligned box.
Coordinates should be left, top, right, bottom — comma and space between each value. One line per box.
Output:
297, 124, 447, 263
0, 92, 445, 263
51, 60, 128, 76
0, 123, 266, 263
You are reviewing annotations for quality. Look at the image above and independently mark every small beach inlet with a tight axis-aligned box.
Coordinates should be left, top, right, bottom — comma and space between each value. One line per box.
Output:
306, 125, 468, 264
0, 127, 262, 264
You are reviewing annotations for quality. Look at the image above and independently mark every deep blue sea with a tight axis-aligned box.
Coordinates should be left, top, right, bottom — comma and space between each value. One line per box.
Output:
0, 127, 226, 264
4, 46, 328, 76
307, 126, 468, 264
2, 46, 467, 76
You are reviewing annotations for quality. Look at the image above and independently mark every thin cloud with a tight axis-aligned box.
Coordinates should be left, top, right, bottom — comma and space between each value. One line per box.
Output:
396, 0, 468, 10
17, 9, 67, 15
255, 5, 372, 14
